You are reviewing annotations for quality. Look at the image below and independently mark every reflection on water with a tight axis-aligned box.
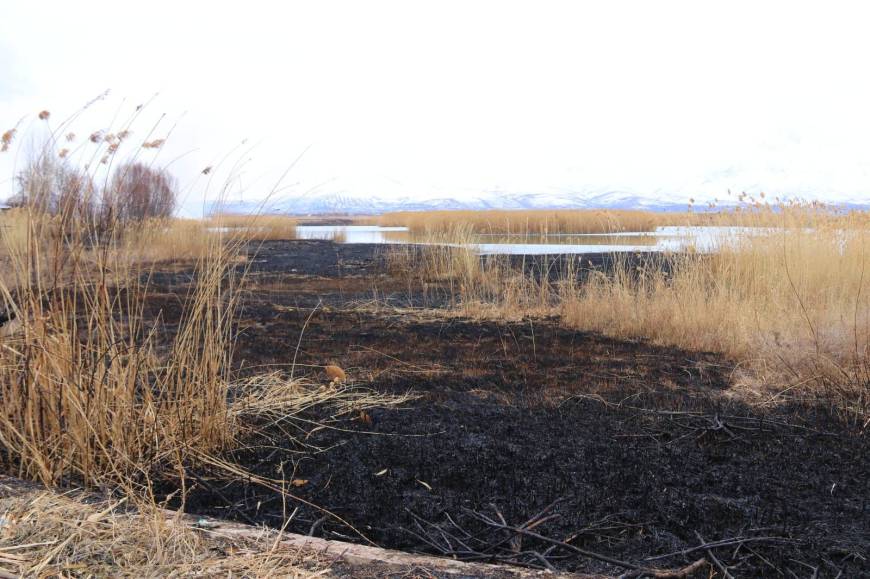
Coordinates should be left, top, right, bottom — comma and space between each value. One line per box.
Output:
295, 225, 763, 255
295, 225, 409, 243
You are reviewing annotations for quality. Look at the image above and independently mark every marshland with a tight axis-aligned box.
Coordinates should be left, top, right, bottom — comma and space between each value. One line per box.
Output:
4, 3, 870, 576
0, 110, 867, 579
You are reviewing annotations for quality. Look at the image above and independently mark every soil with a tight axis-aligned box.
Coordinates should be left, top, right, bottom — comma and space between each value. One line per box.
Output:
148, 240, 868, 578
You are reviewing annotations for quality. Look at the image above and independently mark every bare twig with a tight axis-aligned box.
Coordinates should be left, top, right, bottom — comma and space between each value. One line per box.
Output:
647, 535, 797, 562
695, 531, 733, 579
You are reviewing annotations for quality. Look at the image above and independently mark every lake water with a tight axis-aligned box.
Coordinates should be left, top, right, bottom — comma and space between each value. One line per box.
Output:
295, 225, 764, 255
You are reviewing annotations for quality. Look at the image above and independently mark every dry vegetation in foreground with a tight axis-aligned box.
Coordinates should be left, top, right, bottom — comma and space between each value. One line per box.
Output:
0, 197, 244, 488
0, 480, 327, 577
388, 205, 870, 425
0, 222, 394, 490
0, 108, 408, 576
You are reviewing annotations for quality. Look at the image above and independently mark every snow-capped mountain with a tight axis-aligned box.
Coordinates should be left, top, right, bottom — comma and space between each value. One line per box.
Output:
214, 191, 700, 215
212, 189, 870, 216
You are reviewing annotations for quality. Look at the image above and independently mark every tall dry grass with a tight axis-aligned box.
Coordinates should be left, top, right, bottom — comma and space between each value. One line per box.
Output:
683, 193, 870, 228
560, 223, 870, 420
380, 199, 870, 237
379, 209, 661, 235
385, 223, 557, 315
0, 208, 30, 262
207, 213, 298, 240
0, 203, 242, 487
123, 217, 221, 262
0, 119, 241, 491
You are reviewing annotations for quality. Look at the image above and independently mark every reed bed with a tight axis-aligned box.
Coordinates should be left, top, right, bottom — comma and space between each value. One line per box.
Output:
379, 209, 661, 235
0, 211, 225, 268
207, 213, 298, 240
380, 199, 870, 237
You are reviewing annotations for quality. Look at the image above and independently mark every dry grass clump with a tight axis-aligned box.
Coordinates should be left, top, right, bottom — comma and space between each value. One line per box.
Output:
121, 218, 219, 262
379, 209, 660, 235
0, 207, 242, 487
385, 229, 555, 317
0, 106, 418, 579
560, 223, 870, 421
208, 213, 298, 240
1, 210, 219, 267
1, 179, 400, 494
230, 372, 416, 432
0, 481, 327, 577
0, 107, 257, 489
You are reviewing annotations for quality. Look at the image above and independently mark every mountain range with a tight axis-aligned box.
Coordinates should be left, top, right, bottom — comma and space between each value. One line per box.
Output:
213, 189, 870, 216
215, 191, 708, 215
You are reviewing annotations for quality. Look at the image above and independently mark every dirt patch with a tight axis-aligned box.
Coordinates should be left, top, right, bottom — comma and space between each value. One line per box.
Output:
147, 240, 868, 577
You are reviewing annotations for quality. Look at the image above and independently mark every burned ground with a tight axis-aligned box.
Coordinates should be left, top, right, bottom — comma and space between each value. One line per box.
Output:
149, 240, 868, 577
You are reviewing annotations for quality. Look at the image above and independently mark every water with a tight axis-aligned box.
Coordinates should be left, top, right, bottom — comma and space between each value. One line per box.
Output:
295, 225, 409, 244
295, 225, 765, 255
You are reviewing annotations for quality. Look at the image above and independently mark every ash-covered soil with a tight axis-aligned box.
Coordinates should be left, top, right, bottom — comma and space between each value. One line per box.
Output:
149, 240, 868, 578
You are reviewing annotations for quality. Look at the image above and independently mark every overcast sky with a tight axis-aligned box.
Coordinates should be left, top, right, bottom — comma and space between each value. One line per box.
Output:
2, 1, 870, 214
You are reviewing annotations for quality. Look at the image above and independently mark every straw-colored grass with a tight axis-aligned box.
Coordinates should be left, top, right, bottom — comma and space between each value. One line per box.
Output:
386, 236, 556, 318
1, 208, 220, 266
0, 208, 30, 258
0, 105, 422, 577
560, 227, 870, 420
117, 218, 218, 262
208, 213, 298, 240
0, 206, 243, 487
379, 200, 870, 236
229, 372, 416, 431
0, 212, 408, 491
0, 481, 328, 577
379, 209, 661, 235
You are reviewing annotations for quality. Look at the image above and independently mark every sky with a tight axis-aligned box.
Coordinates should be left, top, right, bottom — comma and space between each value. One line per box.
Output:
2, 1, 870, 215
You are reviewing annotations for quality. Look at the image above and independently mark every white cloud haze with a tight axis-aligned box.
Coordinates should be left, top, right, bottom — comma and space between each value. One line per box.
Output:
2, 0, 870, 214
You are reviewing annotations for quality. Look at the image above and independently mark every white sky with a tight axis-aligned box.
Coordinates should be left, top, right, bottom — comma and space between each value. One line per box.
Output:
2, 0, 870, 214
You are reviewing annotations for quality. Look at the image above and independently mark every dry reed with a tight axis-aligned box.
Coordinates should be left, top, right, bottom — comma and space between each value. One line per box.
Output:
379, 209, 661, 235
0, 204, 243, 487
207, 213, 298, 240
